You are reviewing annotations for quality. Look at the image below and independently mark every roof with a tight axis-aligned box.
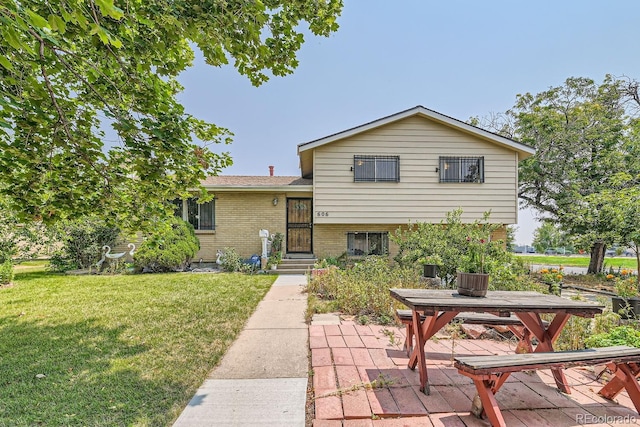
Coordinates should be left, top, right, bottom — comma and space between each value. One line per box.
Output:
201, 175, 312, 191
297, 105, 535, 178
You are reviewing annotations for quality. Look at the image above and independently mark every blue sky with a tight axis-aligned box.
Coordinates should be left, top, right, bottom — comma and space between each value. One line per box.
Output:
175, 1, 640, 245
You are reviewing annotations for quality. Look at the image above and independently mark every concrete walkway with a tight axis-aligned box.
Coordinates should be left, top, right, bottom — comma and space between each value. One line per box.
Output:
173, 275, 309, 426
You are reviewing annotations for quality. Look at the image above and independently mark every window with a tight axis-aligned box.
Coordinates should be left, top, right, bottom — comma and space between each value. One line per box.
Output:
347, 232, 389, 256
173, 198, 215, 230
354, 155, 399, 182
439, 156, 484, 183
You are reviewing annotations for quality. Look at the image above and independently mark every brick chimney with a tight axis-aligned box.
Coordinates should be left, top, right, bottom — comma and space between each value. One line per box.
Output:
269, 165, 274, 176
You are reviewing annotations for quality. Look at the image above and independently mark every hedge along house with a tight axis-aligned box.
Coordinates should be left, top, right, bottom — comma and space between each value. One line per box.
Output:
182, 106, 535, 263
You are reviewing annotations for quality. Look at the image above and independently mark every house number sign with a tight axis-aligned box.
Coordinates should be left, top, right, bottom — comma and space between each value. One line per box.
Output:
316, 211, 329, 217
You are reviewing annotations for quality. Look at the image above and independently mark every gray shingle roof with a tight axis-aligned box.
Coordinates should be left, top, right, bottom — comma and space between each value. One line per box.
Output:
201, 176, 312, 187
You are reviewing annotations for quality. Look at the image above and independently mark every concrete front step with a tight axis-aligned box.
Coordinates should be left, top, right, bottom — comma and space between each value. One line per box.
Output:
273, 268, 311, 275
275, 257, 316, 275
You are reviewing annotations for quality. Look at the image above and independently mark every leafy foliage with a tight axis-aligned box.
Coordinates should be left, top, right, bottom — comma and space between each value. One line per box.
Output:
218, 247, 244, 273
612, 269, 638, 298
585, 325, 640, 348
532, 222, 573, 254
0, 199, 55, 262
0, 260, 13, 284
0, 0, 343, 230
218, 247, 259, 274
505, 76, 640, 272
392, 209, 512, 286
306, 256, 421, 322
48, 217, 120, 271
134, 218, 199, 272
569, 174, 640, 279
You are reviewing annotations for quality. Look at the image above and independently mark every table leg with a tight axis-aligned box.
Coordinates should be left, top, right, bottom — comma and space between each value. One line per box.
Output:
408, 310, 457, 394
412, 310, 430, 394
599, 362, 640, 400
598, 363, 640, 413
515, 312, 571, 393
472, 378, 507, 427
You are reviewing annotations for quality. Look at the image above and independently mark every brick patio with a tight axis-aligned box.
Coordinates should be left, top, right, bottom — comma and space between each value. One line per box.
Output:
309, 320, 640, 426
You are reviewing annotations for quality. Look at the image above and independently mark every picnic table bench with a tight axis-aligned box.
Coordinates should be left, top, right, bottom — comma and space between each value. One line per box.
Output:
390, 289, 604, 394
454, 345, 640, 427
395, 309, 548, 355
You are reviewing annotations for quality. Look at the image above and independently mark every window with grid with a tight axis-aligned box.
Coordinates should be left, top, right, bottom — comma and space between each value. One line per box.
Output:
353, 155, 399, 182
439, 156, 484, 183
347, 232, 389, 256
172, 198, 215, 230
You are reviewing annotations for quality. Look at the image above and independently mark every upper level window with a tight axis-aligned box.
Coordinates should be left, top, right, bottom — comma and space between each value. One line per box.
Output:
173, 198, 215, 230
439, 156, 484, 183
354, 155, 399, 182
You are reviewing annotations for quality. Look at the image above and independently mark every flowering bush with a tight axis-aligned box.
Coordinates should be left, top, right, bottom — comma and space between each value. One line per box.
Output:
540, 267, 564, 284
613, 269, 638, 298
539, 266, 564, 295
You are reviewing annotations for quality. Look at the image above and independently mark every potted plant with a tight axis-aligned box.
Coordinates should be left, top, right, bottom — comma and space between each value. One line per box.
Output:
457, 236, 490, 297
267, 251, 282, 271
418, 254, 442, 278
612, 270, 640, 319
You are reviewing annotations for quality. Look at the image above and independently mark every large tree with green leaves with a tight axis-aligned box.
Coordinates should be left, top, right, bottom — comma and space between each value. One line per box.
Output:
0, 0, 342, 229
531, 222, 572, 254
502, 76, 640, 272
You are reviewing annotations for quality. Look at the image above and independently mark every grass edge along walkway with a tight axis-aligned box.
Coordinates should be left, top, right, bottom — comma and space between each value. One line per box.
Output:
0, 269, 275, 426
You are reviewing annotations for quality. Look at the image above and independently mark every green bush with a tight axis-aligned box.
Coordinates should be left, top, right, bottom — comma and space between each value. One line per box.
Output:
307, 256, 421, 321
217, 248, 259, 274
0, 260, 13, 284
48, 217, 120, 271
392, 209, 514, 287
554, 298, 621, 351
218, 247, 244, 272
585, 325, 640, 348
134, 218, 200, 273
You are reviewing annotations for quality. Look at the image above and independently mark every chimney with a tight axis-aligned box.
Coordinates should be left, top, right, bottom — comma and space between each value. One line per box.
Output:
269, 165, 274, 176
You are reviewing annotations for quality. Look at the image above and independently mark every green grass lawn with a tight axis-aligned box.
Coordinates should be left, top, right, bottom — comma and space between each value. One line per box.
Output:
515, 254, 638, 270
0, 267, 275, 426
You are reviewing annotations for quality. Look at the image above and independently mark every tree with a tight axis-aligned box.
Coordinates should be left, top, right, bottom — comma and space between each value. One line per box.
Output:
507, 76, 640, 272
567, 171, 640, 281
531, 222, 572, 254
0, 0, 343, 229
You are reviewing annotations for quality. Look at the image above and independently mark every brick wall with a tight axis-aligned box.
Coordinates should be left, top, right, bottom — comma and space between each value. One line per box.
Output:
313, 223, 508, 260
313, 224, 403, 259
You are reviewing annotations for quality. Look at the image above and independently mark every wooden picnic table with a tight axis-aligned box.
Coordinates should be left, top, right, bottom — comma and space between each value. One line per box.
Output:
389, 288, 604, 394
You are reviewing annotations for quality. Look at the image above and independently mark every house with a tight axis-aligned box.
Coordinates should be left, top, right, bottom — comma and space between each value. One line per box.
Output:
175, 106, 535, 262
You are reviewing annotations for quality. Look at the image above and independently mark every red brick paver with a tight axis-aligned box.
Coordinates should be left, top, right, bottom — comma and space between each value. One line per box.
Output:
310, 319, 640, 426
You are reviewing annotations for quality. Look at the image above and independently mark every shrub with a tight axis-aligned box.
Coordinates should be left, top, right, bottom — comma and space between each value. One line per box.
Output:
392, 209, 514, 287
554, 297, 621, 351
134, 218, 200, 273
585, 325, 640, 348
307, 256, 421, 321
218, 247, 244, 272
0, 260, 13, 284
48, 217, 120, 271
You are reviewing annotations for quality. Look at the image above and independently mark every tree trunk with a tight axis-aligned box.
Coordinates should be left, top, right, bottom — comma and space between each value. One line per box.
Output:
588, 241, 606, 274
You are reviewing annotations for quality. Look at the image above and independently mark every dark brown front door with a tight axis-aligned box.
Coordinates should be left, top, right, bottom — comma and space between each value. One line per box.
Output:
287, 198, 312, 253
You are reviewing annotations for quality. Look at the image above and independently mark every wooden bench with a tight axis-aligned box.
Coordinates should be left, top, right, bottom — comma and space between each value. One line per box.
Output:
454, 345, 640, 427
395, 309, 547, 356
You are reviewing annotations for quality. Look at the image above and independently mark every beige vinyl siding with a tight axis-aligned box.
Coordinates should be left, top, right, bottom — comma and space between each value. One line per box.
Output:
312, 115, 518, 224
